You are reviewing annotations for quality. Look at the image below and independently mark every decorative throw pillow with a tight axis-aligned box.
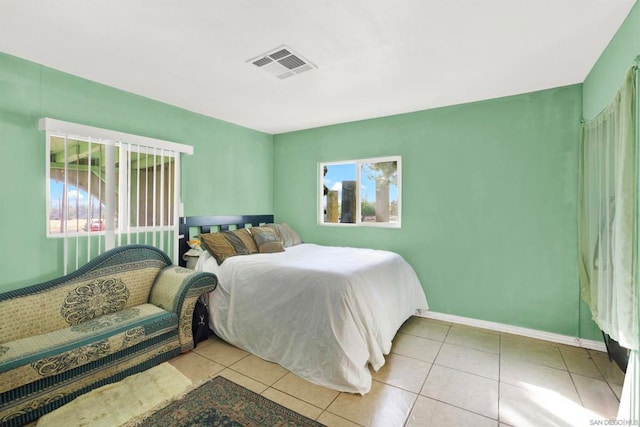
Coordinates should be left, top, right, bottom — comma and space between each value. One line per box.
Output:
279, 223, 302, 246
221, 231, 250, 255
231, 228, 258, 254
266, 223, 302, 247
250, 227, 285, 253
199, 231, 249, 265
265, 223, 284, 242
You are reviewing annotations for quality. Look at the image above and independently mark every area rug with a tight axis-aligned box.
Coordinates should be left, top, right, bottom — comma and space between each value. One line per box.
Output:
36, 362, 192, 427
128, 375, 325, 427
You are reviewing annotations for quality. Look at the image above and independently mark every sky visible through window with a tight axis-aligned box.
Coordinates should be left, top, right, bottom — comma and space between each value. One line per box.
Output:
51, 181, 89, 204
51, 181, 83, 203
49, 181, 102, 218
323, 163, 398, 206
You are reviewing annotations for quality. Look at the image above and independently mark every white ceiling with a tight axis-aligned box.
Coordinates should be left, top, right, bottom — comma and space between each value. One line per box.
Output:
0, 1, 636, 134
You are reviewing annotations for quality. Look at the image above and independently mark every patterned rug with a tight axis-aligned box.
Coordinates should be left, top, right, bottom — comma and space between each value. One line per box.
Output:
128, 376, 325, 427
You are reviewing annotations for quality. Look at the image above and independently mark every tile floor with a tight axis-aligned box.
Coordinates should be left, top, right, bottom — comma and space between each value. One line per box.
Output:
168, 316, 625, 427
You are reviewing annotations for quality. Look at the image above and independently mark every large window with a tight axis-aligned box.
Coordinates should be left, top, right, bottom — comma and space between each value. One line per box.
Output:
319, 156, 401, 227
47, 136, 176, 237
41, 118, 192, 273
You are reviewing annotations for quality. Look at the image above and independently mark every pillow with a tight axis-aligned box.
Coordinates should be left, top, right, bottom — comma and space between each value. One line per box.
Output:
266, 223, 302, 247
278, 223, 302, 247
231, 228, 258, 254
250, 226, 285, 253
264, 223, 283, 241
221, 231, 250, 255
199, 231, 249, 265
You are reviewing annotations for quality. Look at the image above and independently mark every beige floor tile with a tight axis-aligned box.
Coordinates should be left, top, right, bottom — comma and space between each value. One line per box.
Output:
168, 351, 224, 384
445, 324, 500, 354
559, 346, 604, 379
587, 349, 609, 359
501, 333, 559, 347
171, 322, 625, 427
391, 333, 442, 363
406, 396, 497, 427
500, 335, 565, 370
229, 354, 289, 386
317, 411, 362, 427
610, 382, 623, 400
571, 373, 620, 419
434, 343, 499, 380
499, 382, 594, 427
556, 343, 587, 354
399, 316, 451, 342
216, 368, 268, 394
421, 364, 498, 419
193, 335, 249, 367
371, 353, 431, 393
261, 387, 323, 421
590, 353, 626, 385
326, 381, 417, 427
500, 358, 581, 404
272, 372, 340, 409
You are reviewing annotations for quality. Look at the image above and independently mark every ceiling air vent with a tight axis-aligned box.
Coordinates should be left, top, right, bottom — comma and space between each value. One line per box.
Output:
247, 45, 316, 80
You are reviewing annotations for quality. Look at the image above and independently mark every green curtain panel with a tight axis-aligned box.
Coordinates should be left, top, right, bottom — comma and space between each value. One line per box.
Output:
578, 66, 639, 351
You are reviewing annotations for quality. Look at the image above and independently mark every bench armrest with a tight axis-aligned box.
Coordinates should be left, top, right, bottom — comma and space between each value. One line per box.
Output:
148, 266, 217, 352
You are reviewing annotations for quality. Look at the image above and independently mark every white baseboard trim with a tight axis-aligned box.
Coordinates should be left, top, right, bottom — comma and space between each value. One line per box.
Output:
419, 310, 607, 353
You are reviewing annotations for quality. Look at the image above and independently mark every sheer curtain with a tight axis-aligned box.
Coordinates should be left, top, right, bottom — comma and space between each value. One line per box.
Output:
578, 66, 638, 351
578, 65, 640, 422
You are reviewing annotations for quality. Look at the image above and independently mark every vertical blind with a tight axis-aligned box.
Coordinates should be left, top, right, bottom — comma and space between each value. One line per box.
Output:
39, 118, 193, 274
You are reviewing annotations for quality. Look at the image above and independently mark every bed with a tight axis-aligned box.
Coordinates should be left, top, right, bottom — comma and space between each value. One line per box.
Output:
178, 215, 429, 394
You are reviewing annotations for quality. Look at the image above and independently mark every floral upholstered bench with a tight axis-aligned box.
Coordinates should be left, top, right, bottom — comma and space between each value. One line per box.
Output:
0, 244, 217, 426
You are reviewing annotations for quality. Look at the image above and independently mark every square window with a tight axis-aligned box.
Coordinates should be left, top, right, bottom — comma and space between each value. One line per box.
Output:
320, 156, 401, 227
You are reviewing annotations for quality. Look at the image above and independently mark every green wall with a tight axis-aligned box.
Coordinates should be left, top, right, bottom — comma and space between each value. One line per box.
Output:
4, 2, 637, 337
581, 1, 640, 341
0, 52, 273, 292
583, 2, 640, 121
274, 85, 582, 336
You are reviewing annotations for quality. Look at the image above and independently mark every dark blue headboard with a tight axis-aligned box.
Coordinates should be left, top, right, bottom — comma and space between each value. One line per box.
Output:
178, 215, 274, 266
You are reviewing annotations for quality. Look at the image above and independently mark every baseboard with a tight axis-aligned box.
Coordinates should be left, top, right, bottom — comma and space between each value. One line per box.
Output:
419, 310, 607, 353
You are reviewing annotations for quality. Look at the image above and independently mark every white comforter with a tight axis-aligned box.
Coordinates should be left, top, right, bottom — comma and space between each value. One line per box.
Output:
196, 243, 428, 394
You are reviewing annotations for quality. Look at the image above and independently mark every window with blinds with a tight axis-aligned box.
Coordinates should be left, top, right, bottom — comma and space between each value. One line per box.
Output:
40, 118, 193, 273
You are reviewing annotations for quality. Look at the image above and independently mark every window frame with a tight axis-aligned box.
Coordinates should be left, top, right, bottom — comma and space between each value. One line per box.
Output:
40, 117, 193, 272
45, 136, 179, 238
318, 155, 402, 228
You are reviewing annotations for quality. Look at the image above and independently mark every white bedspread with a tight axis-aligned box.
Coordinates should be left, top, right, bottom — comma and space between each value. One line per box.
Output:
196, 243, 428, 394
